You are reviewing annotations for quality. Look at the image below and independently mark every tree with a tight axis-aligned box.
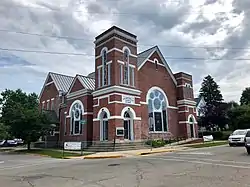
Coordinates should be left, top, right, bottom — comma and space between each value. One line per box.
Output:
0, 89, 52, 150
240, 87, 250, 105
199, 75, 224, 129
0, 123, 10, 140
228, 104, 250, 130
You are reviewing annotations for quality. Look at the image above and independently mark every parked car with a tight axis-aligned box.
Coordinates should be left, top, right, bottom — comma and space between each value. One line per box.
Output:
228, 129, 249, 146
244, 130, 250, 154
0, 140, 18, 147
14, 138, 24, 145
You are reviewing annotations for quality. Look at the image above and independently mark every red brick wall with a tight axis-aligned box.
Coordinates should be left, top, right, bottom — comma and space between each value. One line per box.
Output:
69, 78, 84, 93
61, 94, 93, 142
95, 38, 138, 90
138, 58, 177, 106
39, 81, 58, 110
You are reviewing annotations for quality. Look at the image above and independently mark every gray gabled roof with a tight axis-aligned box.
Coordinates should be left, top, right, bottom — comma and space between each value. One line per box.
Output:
49, 72, 74, 93
77, 75, 95, 91
137, 46, 156, 67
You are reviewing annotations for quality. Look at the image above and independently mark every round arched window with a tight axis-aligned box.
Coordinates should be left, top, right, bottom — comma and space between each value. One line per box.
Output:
70, 101, 83, 135
147, 88, 168, 132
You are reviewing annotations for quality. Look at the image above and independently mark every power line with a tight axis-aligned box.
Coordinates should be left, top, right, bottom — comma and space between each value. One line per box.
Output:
0, 3, 235, 15
0, 28, 246, 51
0, 47, 248, 61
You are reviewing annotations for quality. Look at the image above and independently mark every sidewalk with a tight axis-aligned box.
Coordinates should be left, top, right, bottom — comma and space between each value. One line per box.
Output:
68, 145, 189, 159
67, 140, 227, 159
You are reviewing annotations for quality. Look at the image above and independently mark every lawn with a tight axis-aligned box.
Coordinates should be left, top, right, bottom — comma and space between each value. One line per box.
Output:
14, 149, 88, 159
185, 141, 228, 148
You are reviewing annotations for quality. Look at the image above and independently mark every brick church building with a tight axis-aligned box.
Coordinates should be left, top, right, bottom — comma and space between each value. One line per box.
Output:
39, 26, 198, 144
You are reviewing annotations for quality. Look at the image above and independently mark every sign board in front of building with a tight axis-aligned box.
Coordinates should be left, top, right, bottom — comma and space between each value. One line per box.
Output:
122, 95, 135, 104
116, 127, 125, 136
64, 142, 81, 150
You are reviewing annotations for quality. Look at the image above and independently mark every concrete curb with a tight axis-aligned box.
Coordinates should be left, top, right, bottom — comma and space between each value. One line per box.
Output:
83, 155, 125, 159
137, 149, 176, 156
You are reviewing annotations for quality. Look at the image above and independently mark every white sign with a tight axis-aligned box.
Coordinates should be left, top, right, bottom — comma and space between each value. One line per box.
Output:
116, 127, 125, 136
64, 142, 81, 150
122, 95, 135, 104
203, 135, 213, 142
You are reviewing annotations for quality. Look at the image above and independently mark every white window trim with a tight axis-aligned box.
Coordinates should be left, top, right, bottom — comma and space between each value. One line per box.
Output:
98, 68, 101, 88
131, 67, 135, 87
146, 87, 169, 133
64, 111, 67, 135
69, 100, 84, 136
46, 100, 50, 110
120, 64, 123, 84
50, 98, 55, 110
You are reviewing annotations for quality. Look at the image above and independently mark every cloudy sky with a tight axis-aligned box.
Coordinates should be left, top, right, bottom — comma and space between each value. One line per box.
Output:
0, 0, 249, 102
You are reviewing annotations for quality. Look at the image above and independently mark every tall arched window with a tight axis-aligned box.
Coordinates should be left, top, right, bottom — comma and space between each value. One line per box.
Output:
123, 48, 129, 85
70, 101, 83, 135
188, 115, 195, 138
101, 111, 109, 141
154, 58, 158, 70
102, 49, 108, 86
147, 88, 168, 132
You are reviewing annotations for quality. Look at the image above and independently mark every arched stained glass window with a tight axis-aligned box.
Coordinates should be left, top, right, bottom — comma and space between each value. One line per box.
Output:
147, 89, 168, 132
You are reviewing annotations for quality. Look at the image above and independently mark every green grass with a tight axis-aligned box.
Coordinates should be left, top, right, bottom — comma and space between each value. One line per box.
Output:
13, 149, 88, 159
185, 141, 228, 148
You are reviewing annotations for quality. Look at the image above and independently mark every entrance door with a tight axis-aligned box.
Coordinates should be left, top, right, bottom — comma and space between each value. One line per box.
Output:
190, 123, 194, 138
103, 120, 108, 141
124, 120, 131, 140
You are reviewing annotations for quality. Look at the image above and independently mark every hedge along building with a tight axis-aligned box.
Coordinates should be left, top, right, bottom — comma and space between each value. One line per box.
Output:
39, 26, 198, 144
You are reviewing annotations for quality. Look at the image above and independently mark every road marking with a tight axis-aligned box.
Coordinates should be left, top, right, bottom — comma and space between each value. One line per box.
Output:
158, 155, 250, 165
0, 161, 4, 164
0, 159, 71, 171
145, 157, 250, 169
177, 152, 214, 155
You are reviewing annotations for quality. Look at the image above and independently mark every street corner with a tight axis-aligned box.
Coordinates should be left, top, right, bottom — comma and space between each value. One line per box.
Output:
137, 148, 177, 156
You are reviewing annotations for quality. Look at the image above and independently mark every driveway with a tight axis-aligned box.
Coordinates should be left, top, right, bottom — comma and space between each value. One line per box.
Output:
0, 145, 250, 187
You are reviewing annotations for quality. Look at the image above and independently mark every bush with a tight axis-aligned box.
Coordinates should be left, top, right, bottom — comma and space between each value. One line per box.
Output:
198, 131, 232, 140
146, 139, 166, 148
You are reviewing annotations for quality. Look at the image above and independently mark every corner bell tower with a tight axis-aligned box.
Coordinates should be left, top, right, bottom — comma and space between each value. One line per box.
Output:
92, 26, 141, 142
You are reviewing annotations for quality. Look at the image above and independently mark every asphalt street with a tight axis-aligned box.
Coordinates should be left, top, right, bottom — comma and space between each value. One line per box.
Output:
1, 145, 250, 187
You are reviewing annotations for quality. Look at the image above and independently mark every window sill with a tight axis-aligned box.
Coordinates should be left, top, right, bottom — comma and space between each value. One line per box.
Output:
69, 134, 82, 136
97, 84, 111, 89
149, 131, 169, 134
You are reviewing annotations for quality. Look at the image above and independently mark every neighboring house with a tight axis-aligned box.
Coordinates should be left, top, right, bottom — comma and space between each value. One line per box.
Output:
39, 26, 198, 146
195, 96, 206, 117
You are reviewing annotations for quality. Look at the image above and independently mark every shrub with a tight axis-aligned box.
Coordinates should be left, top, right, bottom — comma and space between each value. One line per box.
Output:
146, 139, 166, 148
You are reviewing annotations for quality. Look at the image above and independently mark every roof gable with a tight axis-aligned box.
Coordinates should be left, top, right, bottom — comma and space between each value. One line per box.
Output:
137, 46, 177, 85
38, 72, 74, 100
67, 74, 95, 95
77, 75, 95, 90
67, 77, 85, 94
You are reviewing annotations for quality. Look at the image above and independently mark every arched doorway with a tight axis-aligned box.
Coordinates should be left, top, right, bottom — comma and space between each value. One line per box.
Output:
100, 111, 109, 141
188, 116, 195, 138
123, 111, 133, 140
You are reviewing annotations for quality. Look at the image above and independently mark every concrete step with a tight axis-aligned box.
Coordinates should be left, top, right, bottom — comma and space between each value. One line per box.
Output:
85, 141, 150, 152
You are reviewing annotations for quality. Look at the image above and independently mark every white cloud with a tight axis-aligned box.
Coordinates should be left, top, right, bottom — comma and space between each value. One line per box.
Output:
0, 0, 249, 103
